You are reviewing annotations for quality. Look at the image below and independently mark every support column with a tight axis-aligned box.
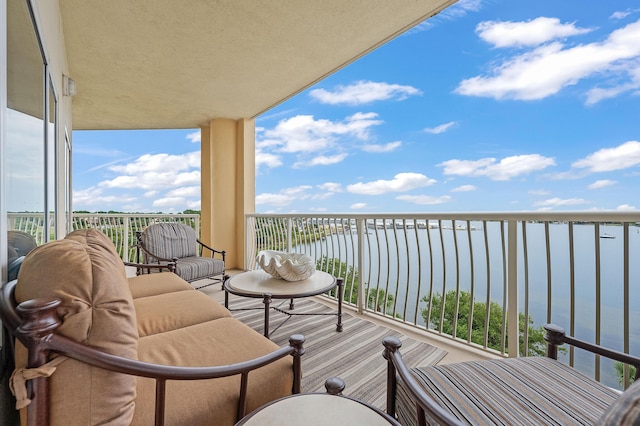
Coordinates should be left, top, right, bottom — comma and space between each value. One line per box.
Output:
200, 118, 255, 270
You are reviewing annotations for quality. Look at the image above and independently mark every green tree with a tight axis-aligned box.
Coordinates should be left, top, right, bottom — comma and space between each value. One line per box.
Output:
614, 362, 637, 387
317, 256, 395, 315
422, 290, 547, 357
368, 288, 394, 314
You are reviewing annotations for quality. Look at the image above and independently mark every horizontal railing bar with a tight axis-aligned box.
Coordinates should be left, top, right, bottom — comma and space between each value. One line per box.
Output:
248, 212, 640, 222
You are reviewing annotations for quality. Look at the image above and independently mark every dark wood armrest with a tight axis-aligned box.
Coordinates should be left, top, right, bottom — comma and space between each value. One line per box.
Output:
8, 296, 305, 426
123, 261, 176, 274
544, 323, 640, 380
197, 239, 226, 259
383, 336, 464, 426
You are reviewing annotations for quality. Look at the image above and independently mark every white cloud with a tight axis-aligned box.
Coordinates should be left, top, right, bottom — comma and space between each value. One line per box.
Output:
572, 141, 640, 172
534, 197, 588, 207
309, 81, 421, 105
611, 9, 640, 20
439, 154, 555, 181
72, 149, 203, 212
261, 113, 383, 154
152, 195, 200, 212
186, 131, 200, 143
312, 182, 342, 200
424, 121, 457, 134
588, 179, 616, 190
257, 108, 298, 122
317, 182, 342, 192
396, 195, 452, 205
99, 171, 200, 190
411, 0, 483, 32
529, 189, 550, 195
165, 186, 200, 197
446, 0, 482, 15
452, 184, 477, 192
476, 17, 592, 48
257, 112, 388, 173
153, 197, 186, 208
361, 141, 402, 153
617, 204, 637, 211
186, 199, 201, 209
612, 11, 632, 20
255, 193, 293, 207
293, 153, 347, 169
73, 187, 137, 208
585, 87, 624, 105
346, 173, 436, 195
109, 152, 200, 175
255, 186, 312, 207
350, 203, 367, 209
456, 19, 640, 102
255, 150, 283, 171
90, 151, 201, 193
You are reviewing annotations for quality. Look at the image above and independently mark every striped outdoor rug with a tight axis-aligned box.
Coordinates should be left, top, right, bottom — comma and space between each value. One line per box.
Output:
228, 296, 447, 409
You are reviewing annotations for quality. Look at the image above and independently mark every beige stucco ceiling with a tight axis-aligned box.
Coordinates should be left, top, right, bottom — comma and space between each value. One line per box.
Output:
59, 0, 457, 130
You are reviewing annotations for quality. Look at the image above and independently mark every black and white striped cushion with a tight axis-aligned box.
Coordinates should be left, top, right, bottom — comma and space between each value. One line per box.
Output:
397, 357, 620, 425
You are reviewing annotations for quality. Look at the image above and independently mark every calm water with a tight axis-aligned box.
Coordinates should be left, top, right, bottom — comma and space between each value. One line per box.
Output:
302, 221, 640, 388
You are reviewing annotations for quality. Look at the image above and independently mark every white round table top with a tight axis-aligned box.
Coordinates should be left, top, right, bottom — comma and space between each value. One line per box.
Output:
238, 393, 397, 425
225, 269, 336, 297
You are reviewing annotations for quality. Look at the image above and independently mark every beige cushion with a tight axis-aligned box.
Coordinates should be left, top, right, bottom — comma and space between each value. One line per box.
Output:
128, 271, 194, 299
15, 228, 138, 425
134, 290, 232, 337
134, 318, 294, 426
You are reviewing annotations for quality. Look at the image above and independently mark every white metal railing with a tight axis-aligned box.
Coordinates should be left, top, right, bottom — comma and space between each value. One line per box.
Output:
8, 213, 199, 262
8, 211, 638, 389
7, 213, 53, 245
247, 212, 640, 390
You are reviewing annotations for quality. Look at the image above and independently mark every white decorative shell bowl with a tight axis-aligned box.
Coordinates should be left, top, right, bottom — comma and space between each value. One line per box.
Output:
256, 250, 316, 281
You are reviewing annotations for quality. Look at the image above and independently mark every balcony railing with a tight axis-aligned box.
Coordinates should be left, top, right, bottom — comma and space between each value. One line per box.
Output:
8, 211, 639, 389
246, 212, 640, 390
8, 213, 200, 262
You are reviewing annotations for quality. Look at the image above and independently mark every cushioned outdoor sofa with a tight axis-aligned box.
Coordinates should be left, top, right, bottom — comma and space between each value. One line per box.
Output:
0, 229, 303, 426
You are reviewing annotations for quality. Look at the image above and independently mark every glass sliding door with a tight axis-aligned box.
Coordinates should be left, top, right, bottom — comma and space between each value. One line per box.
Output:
6, 0, 46, 272
47, 77, 57, 241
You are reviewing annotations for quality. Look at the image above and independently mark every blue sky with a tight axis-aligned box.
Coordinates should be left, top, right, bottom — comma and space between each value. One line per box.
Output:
72, 0, 640, 213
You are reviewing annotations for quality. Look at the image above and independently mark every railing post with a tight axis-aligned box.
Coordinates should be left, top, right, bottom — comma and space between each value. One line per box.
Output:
245, 215, 251, 269
286, 217, 293, 253
357, 217, 365, 314
507, 219, 519, 357
123, 216, 130, 262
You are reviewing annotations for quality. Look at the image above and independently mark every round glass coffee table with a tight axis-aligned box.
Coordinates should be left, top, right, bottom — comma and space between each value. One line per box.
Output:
223, 270, 343, 339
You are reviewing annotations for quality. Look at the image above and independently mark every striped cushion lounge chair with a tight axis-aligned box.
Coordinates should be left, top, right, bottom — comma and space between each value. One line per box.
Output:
136, 222, 225, 289
383, 324, 640, 426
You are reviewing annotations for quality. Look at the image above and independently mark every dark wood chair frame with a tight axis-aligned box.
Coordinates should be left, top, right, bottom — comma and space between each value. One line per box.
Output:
0, 274, 304, 426
134, 230, 226, 289
383, 324, 640, 426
